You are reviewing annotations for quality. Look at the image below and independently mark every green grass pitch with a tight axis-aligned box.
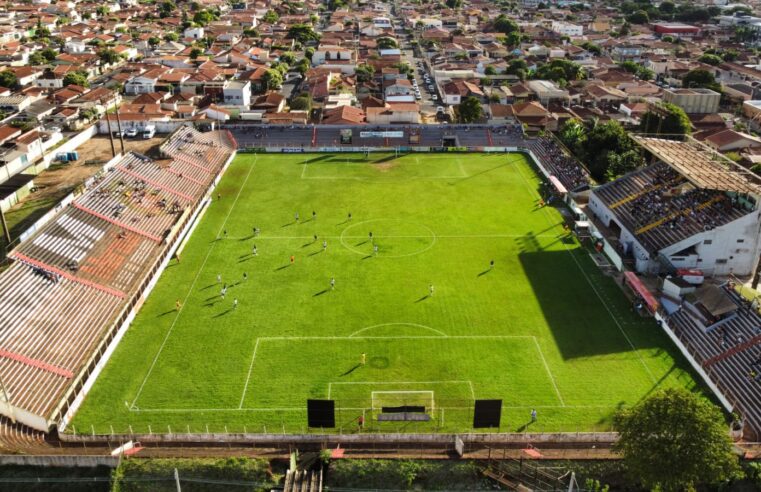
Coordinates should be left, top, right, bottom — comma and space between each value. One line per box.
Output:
71, 152, 704, 434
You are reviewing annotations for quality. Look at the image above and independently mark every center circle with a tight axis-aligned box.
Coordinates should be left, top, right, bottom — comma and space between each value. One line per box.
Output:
339, 219, 436, 258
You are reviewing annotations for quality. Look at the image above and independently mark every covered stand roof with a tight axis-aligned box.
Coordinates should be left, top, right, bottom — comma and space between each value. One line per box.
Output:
631, 135, 761, 196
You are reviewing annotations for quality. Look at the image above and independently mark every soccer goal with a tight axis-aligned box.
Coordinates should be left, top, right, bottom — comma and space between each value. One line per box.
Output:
371, 391, 435, 413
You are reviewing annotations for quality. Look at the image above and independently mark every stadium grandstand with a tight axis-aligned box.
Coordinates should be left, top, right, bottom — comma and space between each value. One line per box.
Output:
588, 135, 761, 277
663, 282, 761, 439
0, 126, 236, 432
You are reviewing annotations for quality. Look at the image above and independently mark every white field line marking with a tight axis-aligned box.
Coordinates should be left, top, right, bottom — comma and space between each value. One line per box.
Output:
532, 336, 564, 406
301, 159, 308, 178
349, 323, 447, 337
329, 381, 473, 401
513, 161, 658, 384
221, 234, 558, 240
338, 219, 438, 258
128, 403, 614, 413
238, 338, 261, 408
130, 157, 258, 409
257, 335, 536, 340
456, 157, 467, 177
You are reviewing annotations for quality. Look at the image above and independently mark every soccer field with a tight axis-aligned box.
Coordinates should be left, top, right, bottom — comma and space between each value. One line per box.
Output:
71, 152, 702, 434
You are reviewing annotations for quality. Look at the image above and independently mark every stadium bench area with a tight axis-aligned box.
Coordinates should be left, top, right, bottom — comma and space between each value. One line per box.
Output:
0, 126, 236, 430
594, 163, 750, 252
667, 286, 761, 436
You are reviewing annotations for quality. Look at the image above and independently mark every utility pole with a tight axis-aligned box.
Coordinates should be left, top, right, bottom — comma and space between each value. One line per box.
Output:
114, 111, 126, 154
107, 113, 116, 158
0, 206, 10, 245
0, 373, 15, 423
174, 468, 181, 492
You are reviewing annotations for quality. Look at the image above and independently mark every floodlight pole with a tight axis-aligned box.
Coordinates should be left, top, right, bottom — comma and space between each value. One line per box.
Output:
0, 206, 10, 245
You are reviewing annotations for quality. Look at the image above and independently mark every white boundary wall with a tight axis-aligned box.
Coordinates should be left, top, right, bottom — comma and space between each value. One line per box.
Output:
58, 150, 236, 432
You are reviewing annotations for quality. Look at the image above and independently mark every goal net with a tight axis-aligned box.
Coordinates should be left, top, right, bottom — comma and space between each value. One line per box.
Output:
371, 391, 435, 413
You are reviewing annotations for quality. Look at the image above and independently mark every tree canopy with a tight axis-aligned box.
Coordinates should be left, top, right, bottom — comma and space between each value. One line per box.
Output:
493, 14, 519, 35
0, 70, 18, 89
355, 63, 375, 83
614, 388, 740, 491
534, 59, 585, 84
288, 24, 320, 44
698, 53, 723, 66
682, 68, 722, 92
63, 71, 89, 88
262, 69, 283, 90
98, 49, 122, 65
377, 37, 398, 49
458, 96, 483, 123
558, 119, 642, 182
639, 102, 692, 136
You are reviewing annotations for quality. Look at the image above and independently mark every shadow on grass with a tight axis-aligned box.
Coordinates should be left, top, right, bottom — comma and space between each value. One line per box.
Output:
238, 257, 252, 263
515, 420, 535, 433
355, 240, 369, 246
213, 308, 232, 318
157, 310, 176, 317
448, 163, 508, 185
477, 269, 491, 277
362, 255, 373, 260
414, 295, 429, 303
274, 264, 290, 271
313, 289, 329, 297
340, 363, 361, 376
308, 250, 322, 257
304, 155, 332, 164
239, 234, 254, 241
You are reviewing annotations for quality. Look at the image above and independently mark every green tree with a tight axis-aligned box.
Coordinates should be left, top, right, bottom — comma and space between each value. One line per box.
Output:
682, 68, 721, 92
485, 66, 497, 76
659, 1, 675, 14
63, 71, 89, 88
377, 37, 398, 49
262, 10, 279, 23
0, 70, 18, 89
159, 0, 176, 18
305, 47, 315, 61
698, 53, 723, 66
558, 118, 586, 155
606, 149, 644, 180
458, 96, 482, 123
627, 9, 649, 24
98, 48, 122, 65
189, 47, 204, 59
446, 0, 462, 8
96, 5, 110, 16
290, 93, 312, 111
534, 59, 585, 82
355, 63, 375, 83
28, 52, 46, 65
193, 10, 214, 26
582, 120, 635, 182
614, 388, 740, 491
639, 102, 692, 135
40, 48, 58, 62
288, 24, 320, 44
493, 14, 518, 35
279, 52, 296, 65
164, 32, 179, 42
262, 68, 283, 89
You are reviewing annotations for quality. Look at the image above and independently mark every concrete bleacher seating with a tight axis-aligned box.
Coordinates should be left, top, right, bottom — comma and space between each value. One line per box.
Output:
667, 286, 761, 436
527, 136, 590, 191
595, 163, 750, 252
0, 126, 236, 431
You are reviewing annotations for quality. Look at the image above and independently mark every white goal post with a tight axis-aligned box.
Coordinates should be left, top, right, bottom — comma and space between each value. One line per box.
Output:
371, 391, 435, 412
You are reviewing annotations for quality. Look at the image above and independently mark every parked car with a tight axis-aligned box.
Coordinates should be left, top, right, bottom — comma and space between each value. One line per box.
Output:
125, 128, 138, 138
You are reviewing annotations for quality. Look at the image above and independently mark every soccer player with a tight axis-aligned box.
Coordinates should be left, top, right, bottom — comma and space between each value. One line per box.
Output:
221, 285, 227, 299
217, 274, 222, 284
295, 212, 299, 222
369, 231, 373, 241
312, 211, 317, 221
290, 255, 295, 265
243, 272, 248, 281
374, 244, 379, 256
175, 299, 182, 311
313, 233, 318, 243
531, 409, 537, 422
429, 284, 434, 297
322, 240, 327, 252
217, 193, 221, 201
233, 298, 238, 309
348, 212, 352, 221
330, 277, 335, 290
490, 259, 494, 269
253, 245, 258, 256
360, 353, 366, 365
223, 229, 227, 238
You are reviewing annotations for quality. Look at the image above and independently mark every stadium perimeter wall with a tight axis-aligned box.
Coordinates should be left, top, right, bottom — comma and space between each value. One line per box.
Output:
56, 150, 237, 433
51, 146, 736, 440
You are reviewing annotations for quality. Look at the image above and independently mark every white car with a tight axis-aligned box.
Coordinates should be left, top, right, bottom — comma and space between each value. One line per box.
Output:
431, 94, 438, 101
436, 106, 445, 113
125, 128, 138, 138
